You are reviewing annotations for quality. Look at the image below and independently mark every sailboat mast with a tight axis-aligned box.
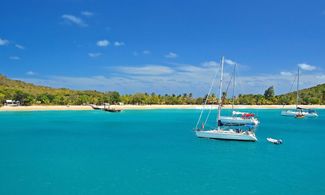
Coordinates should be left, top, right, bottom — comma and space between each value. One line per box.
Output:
217, 56, 224, 129
232, 64, 236, 112
296, 67, 300, 108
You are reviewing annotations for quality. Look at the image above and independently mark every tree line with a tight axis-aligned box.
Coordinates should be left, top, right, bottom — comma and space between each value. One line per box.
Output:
1, 87, 324, 106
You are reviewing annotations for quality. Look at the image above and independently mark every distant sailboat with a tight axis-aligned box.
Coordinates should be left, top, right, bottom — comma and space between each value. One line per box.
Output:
281, 68, 318, 118
219, 64, 259, 126
195, 56, 257, 142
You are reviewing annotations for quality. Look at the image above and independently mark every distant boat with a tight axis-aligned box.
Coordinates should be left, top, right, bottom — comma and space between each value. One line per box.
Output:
196, 128, 257, 141
219, 64, 259, 126
103, 108, 122, 112
103, 103, 122, 112
267, 137, 283, 144
281, 68, 318, 118
195, 56, 257, 142
282, 107, 317, 118
91, 104, 122, 112
220, 111, 259, 126
90, 104, 102, 110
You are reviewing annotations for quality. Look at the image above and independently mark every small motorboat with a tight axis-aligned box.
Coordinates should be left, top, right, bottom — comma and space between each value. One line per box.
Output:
90, 104, 102, 110
103, 108, 122, 112
267, 137, 283, 144
103, 103, 122, 112
91, 104, 122, 112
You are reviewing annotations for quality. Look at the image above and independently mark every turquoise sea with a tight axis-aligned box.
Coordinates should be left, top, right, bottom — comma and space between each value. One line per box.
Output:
0, 109, 324, 194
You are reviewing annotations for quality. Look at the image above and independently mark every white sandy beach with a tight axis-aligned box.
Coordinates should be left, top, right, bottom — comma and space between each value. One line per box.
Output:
0, 104, 324, 111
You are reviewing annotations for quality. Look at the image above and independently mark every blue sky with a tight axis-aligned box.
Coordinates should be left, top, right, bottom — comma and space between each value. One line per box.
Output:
1, 0, 325, 96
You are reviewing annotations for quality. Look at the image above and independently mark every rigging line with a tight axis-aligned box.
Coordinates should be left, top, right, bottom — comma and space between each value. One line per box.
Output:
217, 74, 233, 115
203, 104, 213, 127
282, 74, 297, 108
195, 81, 218, 129
289, 75, 297, 93
195, 63, 220, 130
285, 74, 297, 108
224, 74, 233, 97
233, 65, 244, 106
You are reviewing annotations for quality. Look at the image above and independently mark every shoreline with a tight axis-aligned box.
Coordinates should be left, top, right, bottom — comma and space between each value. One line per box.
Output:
0, 104, 324, 111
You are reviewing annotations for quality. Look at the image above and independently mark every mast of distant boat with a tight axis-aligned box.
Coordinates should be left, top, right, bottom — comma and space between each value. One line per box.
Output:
217, 56, 224, 130
296, 67, 300, 109
232, 64, 236, 113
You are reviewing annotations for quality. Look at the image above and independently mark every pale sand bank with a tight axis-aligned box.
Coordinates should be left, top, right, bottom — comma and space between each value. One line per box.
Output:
0, 105, 324, 111
0, 105, 93, 111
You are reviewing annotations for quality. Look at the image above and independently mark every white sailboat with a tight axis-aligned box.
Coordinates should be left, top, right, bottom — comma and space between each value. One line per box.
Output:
220, 112, 259, 126
281, 68, 318, 118
196, 129, 257, 141
195, 56, 257, 142
219, 64, 259, 126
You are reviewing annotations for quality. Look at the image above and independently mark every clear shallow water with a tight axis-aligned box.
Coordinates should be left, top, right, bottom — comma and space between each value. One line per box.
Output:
0, 109, 324, 195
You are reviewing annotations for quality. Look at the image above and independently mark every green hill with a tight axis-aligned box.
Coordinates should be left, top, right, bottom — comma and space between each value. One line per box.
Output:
235, 84, 325, 105
278, 83, 325, 105
0, 75, 107, 105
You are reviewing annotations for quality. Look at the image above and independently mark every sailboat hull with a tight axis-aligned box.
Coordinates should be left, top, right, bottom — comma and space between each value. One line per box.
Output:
281, 110, 318, 117
195, 130, 257, 141
220, 116, 259, 126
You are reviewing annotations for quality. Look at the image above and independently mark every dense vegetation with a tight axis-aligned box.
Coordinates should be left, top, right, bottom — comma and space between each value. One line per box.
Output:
0, 75, 324, 106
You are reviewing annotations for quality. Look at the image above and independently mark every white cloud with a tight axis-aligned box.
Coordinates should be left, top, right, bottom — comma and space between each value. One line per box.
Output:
88, 52, 102, 58
298, 63, 316, 71
201, 61, 218, 67
105, 62, 223, 95
224, 59, 237, 65
81, 11, 93, 16
117, 65, 174, 75
17, 75, 138, 93
107, 62, 325, 95
224, 58, 251, 70
236, 73, 325, 95
12, 56, 325, 96
62, 14, 87, 27
97, 39, 110, 47
15, 44, 25, 49
9, 56, 20, 60
15, 62, 325, 96
26, 71, 36, 76
114, 41, 125, 46
133, 50, 151, 56
143, 50, 151, 54
0, 38, 9, 46
225, 59, 237, 65
165, 52, 178, 58
280, 71, 293, 76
